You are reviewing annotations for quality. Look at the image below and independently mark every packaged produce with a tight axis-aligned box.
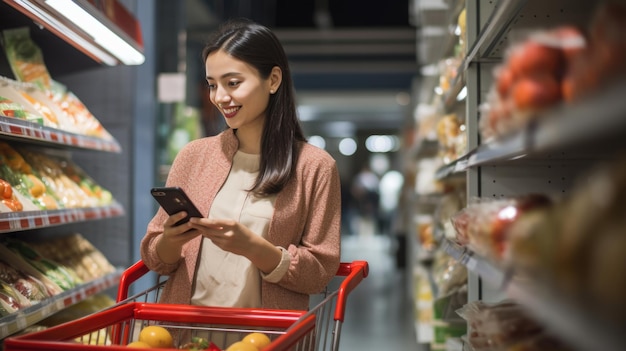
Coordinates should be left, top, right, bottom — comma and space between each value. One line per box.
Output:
0, 77, 45, 124
436, 113, 467, 164
562, 2, 626, 102
0, 142, 60, 210
28, 233, 116, 282
1, 27, 52, 89
0, 243, 62, 298
450, 194, 552, 261
2, 26, 115, 139
0, 259, 51, 302
1, 280, 32, 317
57, 157, 114, 206
432, 252, 468, 297
455, 300, 573, 351
505, 155, 626, 324
47, 83, 114, 140
1, 238, 81, 291
0, 178, 25, 211
18, 148, 97, 208
479, 25, 585, 142
481, 2, 626, 142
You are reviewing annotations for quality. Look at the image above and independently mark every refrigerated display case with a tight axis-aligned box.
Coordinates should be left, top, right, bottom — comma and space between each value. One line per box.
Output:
0, 0, 145, 339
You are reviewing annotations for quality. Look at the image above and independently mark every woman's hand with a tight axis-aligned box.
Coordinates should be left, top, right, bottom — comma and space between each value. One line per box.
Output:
156, 211, 202, 264
188, 217, 282, 274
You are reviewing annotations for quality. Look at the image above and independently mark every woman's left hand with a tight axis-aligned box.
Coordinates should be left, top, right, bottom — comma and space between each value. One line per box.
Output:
188, 217, 256, 256
187, 217, 282, 274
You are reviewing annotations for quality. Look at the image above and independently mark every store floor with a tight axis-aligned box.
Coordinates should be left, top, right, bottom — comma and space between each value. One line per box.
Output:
335, 233, 420, 351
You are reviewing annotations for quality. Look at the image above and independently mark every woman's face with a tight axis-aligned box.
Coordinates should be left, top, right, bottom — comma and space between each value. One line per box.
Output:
205, 50, 274, 133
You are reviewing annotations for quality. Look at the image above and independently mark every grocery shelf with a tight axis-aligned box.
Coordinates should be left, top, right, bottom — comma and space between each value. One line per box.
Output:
442, 238, 626, 351
441, 0, 527, 112
435, 81, 626, 180
0, 116, 121, 153
0, 269, 123, 339
0, 203, 125, 234
532, 81, 626, 154
434, 155, 469, 179
506, 279, 625, 351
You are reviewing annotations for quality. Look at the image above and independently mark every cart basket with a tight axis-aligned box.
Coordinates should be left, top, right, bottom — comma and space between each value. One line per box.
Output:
4, 260, 369, 351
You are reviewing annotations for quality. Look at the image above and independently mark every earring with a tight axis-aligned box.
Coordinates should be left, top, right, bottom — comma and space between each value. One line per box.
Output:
270, 90, 275, 94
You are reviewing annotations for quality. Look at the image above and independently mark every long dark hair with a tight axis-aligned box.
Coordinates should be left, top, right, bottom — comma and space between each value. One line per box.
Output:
202, 18, 306, 196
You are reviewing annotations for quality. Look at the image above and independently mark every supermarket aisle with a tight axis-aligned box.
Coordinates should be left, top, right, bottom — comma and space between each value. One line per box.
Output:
336, 234, 420, 351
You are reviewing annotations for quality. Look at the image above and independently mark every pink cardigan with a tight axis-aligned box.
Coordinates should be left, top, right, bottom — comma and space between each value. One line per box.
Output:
140, 129, 341, 311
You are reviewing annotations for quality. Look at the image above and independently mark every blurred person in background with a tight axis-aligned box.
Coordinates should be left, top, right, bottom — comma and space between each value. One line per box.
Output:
350, 164, 380, 236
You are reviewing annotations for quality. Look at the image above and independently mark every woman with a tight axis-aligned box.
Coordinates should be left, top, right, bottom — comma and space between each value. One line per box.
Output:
140, 18, 341, 312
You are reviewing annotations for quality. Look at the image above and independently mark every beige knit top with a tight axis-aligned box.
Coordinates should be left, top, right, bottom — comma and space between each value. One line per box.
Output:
140, 129, 342, 311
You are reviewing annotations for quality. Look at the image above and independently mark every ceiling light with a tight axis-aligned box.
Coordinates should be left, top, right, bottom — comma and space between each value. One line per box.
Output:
7, 0, 144, 65
338, 138, 357, 156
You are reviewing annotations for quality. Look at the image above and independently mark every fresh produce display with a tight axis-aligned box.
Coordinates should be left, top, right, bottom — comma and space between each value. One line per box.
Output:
49, 87, 114, 140
0, 142, 59, 210
1, 27, 52, 90
0, 259, 51, 304
0, 178, 25, 211
29, 233, 116, 282
503, 155, 626, 325
479, 25, 585, 142
1, 27, 115, 140
436, 113, 466, 164
2, 237, 81, 291
19, 148, 97, 208
0, 95, 43, 124
450, 194, 552, 261
0, 280, 32, 317
480, 2, 626, 142
0, 234, 116, 320
561, 2, 626, 102
0, 242, 63, 305
57, 156, 114, 206
0, 142, 114, 211
15, 84, 62, 128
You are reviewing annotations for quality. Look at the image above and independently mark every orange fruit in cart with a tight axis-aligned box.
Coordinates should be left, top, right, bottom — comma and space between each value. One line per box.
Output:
241, 332, 271, 349
138, 325, 174, 348
225, 341, 259, 351
127, 341, 152, 348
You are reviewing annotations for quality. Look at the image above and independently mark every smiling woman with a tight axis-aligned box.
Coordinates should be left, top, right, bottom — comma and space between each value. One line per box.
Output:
140, 19, 342, 322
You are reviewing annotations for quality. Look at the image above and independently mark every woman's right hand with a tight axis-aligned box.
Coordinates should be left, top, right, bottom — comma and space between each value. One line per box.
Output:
156, 211, 202, 264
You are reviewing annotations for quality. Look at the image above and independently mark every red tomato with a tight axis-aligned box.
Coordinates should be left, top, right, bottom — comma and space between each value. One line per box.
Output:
507, 40, 564, 78
512, 74, 562, 111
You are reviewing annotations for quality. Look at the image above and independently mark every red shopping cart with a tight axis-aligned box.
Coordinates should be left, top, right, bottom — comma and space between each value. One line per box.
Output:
4, 260, 369, 351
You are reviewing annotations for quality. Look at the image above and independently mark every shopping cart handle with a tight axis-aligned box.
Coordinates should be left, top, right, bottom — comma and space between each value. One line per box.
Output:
116, 260, 150, 302
334, 260, 369, 322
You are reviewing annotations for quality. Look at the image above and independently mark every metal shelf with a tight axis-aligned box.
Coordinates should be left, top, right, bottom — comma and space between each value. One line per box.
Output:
0, 203, 124, 234
0, 116, 121, 153
0, 269, 123, 339
441, 0, 527, 112
435, 80, 626, 179
442, 238, 626, 351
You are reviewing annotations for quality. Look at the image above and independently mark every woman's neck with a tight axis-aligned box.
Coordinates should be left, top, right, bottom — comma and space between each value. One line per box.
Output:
235, 128, 262, 154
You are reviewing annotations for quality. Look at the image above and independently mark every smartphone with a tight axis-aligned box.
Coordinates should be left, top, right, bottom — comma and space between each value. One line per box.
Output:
150, 187, 204, 226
